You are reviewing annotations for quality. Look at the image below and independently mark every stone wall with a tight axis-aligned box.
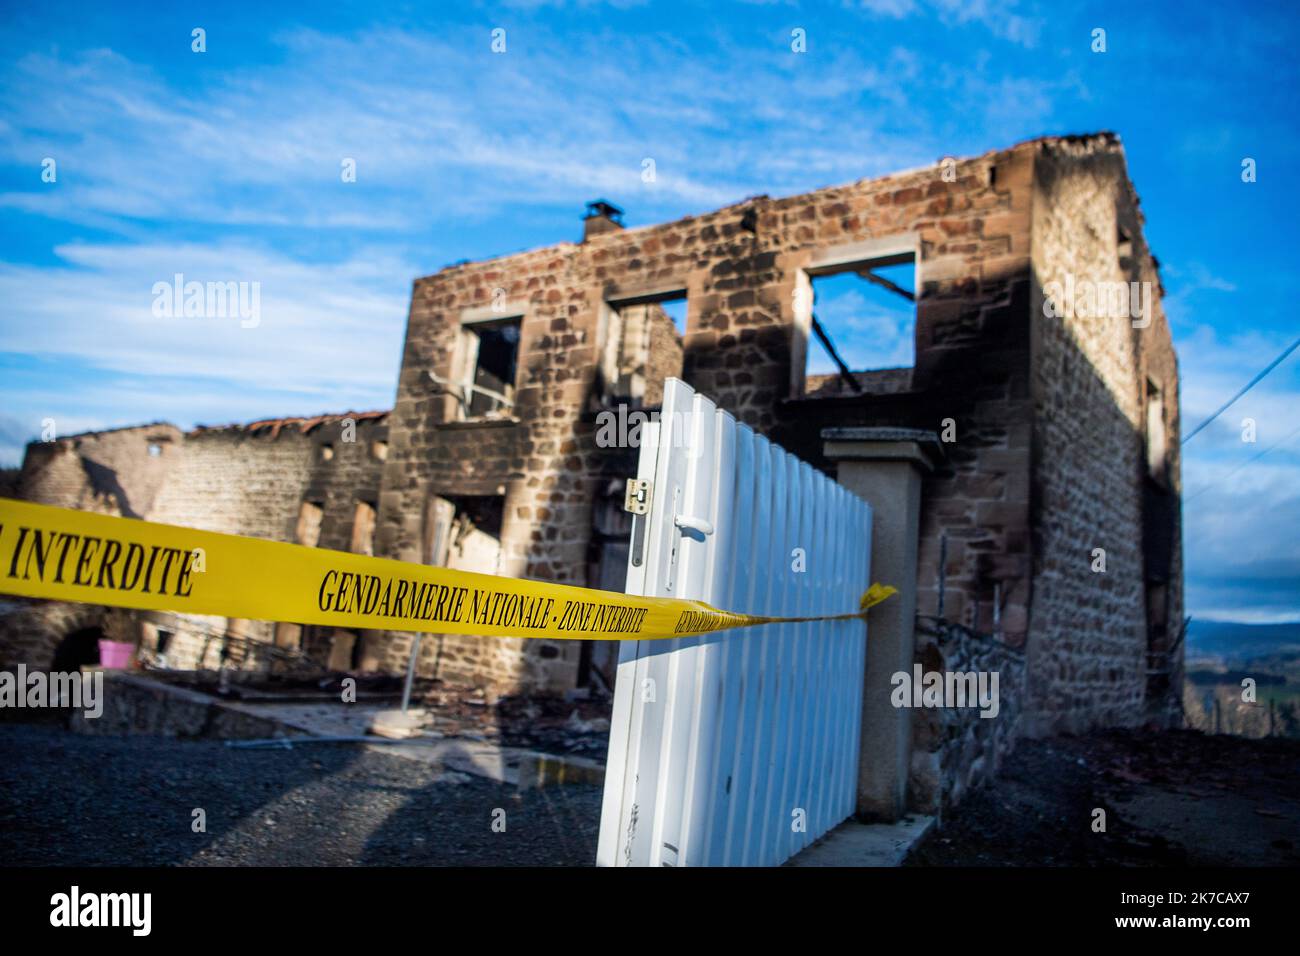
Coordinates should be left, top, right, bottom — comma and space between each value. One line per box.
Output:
908, 616, 1027, 816
642, 304, 684, 407
2, 423, 185, 667
0, 599, 107, 670
149, 413, 389, 669
16, 423, 183, 518
377, 247, 600, 690
379, 139, 1045, 693
366, 131, 1176, 731
151, 426, 314, 539
1024, 135, 1183, 734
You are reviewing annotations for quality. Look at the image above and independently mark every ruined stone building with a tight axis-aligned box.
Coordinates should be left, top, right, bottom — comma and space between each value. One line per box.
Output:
2, 134, 1183, 771
0, 412, 391, 672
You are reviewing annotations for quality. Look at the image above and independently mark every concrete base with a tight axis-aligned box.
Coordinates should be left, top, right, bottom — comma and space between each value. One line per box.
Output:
822, 428, 943, 821
785, 815, 935, 867
367, 707, 430, 739
69, 671, 312, 740
70, 671, 604, 790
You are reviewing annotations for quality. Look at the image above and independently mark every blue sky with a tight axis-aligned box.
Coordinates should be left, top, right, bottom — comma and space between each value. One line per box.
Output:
1, 0, 1297, 623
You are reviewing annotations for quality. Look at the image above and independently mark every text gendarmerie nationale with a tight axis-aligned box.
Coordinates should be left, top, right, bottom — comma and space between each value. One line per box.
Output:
317, 569, 650, 634
1, 519, 668, 638
5, 525, 199, 597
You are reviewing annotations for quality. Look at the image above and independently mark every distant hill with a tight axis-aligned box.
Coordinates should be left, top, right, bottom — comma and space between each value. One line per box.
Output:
1186, 619, 1300, 661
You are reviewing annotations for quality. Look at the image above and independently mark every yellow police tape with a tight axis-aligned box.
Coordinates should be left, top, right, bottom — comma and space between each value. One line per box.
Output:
0, 497, 895, 641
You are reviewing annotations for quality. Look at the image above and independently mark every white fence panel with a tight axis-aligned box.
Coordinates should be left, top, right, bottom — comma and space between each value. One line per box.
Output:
596, 378, 873, 867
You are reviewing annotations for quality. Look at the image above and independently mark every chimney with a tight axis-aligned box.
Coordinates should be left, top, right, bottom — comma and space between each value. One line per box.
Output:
582, 199, 624, 241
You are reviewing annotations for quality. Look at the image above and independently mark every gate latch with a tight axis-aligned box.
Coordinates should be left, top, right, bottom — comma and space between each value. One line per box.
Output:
624, 478, 652, 515
673, 514, 714, 536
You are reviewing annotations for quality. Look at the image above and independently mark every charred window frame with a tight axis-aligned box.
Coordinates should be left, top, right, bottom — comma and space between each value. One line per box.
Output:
455, 314, 522, 420
424, 493, 505, 572
796, 234, 920, 398
598, 286, 687, 406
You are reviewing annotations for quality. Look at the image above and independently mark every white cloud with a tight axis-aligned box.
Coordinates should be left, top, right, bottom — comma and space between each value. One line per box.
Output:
930, 0, 1043, 47
1, 23, 1042, 241
1178, 325, 1299, 450
1178, 322, 1300, 620
846, 0, 1043, 47
0, 240, 411, 440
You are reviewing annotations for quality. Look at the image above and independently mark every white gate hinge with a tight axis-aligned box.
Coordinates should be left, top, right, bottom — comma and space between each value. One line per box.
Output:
624, 478, 652, 515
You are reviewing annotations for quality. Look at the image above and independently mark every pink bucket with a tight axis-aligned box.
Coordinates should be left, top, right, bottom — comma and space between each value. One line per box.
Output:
98, 639, 134, 669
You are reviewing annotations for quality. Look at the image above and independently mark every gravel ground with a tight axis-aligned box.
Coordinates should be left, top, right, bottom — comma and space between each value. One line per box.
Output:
0, 723, 602, 866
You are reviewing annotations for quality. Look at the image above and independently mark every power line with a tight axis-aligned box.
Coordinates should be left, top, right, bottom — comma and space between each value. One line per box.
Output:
1184, 420, 1300, 503
1182, 334, 1300, 444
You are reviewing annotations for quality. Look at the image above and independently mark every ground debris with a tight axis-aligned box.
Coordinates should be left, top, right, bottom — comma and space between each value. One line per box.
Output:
906, 729, 1300, 867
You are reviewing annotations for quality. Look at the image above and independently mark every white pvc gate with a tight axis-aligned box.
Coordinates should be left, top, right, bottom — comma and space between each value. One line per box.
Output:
596, 379, 874, 867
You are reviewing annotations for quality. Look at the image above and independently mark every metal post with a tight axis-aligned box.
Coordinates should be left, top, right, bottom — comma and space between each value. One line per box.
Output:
401, 634, 422, 713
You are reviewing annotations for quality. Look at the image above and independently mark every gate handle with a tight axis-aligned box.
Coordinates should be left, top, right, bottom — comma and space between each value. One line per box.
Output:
674, 514, 714, 536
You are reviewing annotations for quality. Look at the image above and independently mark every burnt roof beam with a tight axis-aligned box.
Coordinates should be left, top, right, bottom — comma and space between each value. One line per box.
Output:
857, 269, 915, 302
810, 314, 863, 394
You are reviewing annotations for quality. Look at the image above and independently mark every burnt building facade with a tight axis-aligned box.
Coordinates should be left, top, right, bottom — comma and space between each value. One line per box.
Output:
2, 133, 1182, 745
370, 132, 1182, 733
